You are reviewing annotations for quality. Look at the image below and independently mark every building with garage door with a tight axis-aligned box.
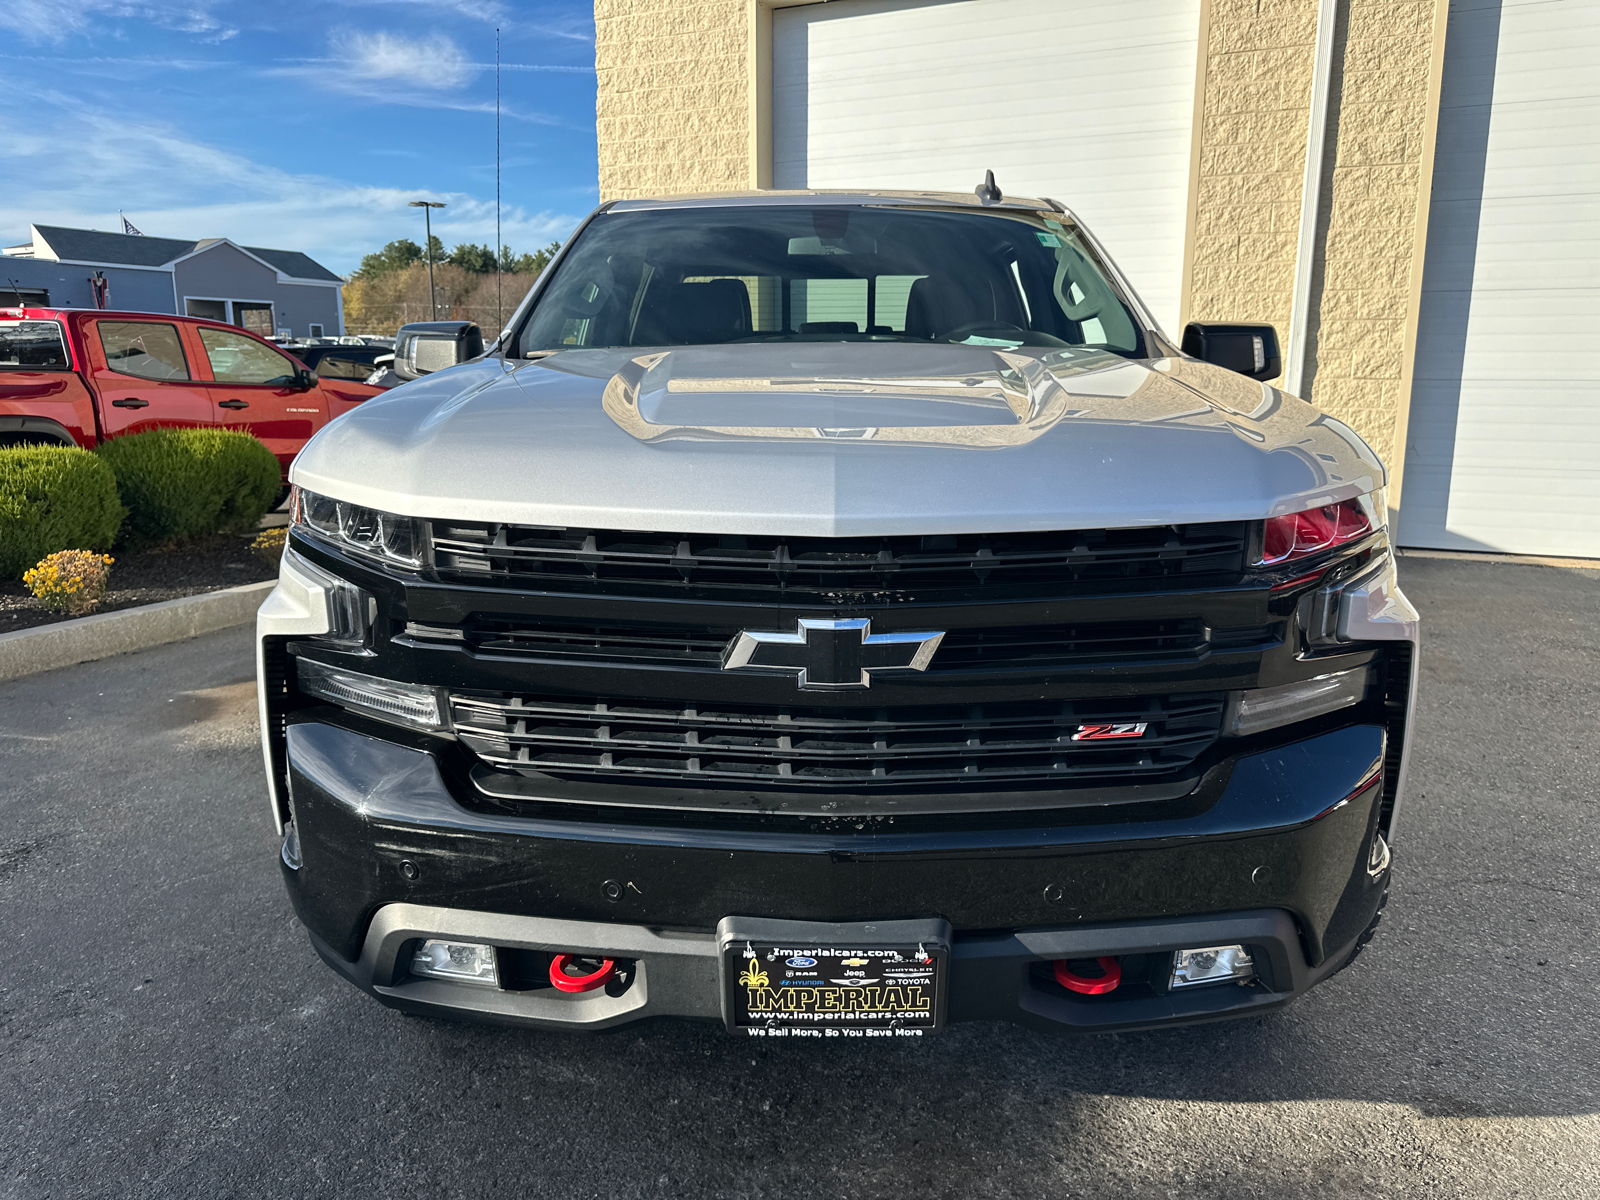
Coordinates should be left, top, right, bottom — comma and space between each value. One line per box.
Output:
2, 225, 345, 340
593, 0, 1598, 559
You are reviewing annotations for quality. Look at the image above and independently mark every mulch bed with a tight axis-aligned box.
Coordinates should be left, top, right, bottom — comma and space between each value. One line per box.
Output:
0, 532, 279, 635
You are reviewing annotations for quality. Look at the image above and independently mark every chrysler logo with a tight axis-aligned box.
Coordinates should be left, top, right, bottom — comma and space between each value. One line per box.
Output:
722, 618, 945, 690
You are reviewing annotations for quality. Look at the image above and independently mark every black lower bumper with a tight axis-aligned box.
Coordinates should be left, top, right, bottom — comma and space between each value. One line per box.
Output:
306, 903, 1359, 1035
281, 717, 1390, 1034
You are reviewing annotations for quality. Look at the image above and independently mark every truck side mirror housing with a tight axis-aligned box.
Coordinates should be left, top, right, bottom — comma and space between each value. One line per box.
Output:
1181, 322, 1282, 382
295, 367, 318, 390
393, 321, 484, 382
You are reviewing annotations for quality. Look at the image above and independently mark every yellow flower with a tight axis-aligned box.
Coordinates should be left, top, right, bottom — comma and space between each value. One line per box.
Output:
24, 549, 114, 616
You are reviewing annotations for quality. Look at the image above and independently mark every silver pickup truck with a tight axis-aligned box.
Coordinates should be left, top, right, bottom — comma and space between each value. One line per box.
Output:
258, 186, 1418, 1037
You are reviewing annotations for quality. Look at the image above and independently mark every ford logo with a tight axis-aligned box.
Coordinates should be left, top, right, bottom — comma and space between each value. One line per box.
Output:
786, 956, 817, 968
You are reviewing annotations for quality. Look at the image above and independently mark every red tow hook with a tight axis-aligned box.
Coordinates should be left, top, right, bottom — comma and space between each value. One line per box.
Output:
1053, 956, 1122, 995
549, 954, 617, 994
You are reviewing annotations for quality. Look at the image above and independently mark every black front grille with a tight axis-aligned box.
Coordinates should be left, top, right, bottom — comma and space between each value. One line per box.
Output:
450, 692, 1225, 789
430, 521, 1248, 599
446, 615, 1216, 671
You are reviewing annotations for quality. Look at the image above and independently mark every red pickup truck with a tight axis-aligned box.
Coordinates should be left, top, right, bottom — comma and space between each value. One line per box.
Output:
0, 308, 385, 475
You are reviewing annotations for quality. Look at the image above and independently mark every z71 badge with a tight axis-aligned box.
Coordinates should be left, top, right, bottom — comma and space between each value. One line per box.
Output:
1071, 721, 1149, 741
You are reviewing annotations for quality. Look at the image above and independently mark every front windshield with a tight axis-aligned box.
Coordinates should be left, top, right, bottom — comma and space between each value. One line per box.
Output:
517, 205, 1144, 357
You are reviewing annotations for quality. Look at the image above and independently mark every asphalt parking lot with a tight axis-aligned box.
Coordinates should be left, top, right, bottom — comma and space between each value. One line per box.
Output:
2, 554, 1596, 1199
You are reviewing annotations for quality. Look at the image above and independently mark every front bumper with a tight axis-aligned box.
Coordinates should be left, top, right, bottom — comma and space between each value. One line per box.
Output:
280, 715, 1391, 1034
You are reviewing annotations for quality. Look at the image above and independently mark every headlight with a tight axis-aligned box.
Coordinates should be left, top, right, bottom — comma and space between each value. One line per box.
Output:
1259, 490, 1385, 566
290, 486, 424, 568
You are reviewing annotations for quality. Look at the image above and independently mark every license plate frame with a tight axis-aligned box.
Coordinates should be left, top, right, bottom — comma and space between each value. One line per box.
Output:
717, 917, 950, 1039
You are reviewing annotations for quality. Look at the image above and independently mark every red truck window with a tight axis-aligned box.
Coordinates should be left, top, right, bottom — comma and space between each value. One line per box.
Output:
0, 320, 71, 371
97, 321, 191, 381
197, 327, 299, 384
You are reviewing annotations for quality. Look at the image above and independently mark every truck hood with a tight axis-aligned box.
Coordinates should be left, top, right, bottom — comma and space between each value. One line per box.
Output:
290, 342, 1384, 536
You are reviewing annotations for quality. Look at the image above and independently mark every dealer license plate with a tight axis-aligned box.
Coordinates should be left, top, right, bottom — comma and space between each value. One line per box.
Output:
723, 941, 947, 1039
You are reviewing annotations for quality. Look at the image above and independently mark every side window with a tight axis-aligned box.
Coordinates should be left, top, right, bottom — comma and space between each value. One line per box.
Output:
96, 321, 190, 381
198, 327, 298, 385
0, 320, 70, 370
314, 355, 374, 380
872, 275, 925, 333
790, 279, 866, 333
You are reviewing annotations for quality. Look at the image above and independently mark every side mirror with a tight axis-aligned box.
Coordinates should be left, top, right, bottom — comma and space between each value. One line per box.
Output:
393, 320, 484, 381
1181, 322, 1282, 382
295, 367, 318, 390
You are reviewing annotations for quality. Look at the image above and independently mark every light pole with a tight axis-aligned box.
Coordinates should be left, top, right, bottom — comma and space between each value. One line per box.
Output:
408, 200, 446, 319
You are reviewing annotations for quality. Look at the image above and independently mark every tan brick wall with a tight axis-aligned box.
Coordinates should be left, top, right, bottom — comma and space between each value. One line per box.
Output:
1185, 0, 1320, 384
1306, 0, 1442, 476
595, 0, 753, 199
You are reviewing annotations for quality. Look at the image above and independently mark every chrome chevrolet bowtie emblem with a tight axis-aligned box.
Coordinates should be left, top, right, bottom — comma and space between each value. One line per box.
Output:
722, 618, 945, 690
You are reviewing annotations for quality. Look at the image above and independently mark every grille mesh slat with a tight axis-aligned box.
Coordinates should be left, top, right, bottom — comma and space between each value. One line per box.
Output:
451, 692, 1224, 789
431, 521, 1248, 598
443, 616, 1220, 671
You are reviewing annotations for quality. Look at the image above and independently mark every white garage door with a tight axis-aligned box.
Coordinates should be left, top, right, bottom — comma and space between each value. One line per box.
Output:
771, 0, 1201, 333
1400, 0, 1600, 557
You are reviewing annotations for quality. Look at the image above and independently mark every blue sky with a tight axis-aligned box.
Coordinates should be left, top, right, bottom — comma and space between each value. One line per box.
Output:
0, 0, 597, 275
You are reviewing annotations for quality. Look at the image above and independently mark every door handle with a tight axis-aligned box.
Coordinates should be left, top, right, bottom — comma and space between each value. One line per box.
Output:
111, 397, 149, 409
217, 399, 250, 410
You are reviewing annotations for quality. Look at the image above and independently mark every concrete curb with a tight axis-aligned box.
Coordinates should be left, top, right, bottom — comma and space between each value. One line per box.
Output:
0, 580, 273, 683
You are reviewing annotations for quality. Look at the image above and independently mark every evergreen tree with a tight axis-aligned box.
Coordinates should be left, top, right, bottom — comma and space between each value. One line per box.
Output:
354, 238, 422, 279
448, 242, 497, 273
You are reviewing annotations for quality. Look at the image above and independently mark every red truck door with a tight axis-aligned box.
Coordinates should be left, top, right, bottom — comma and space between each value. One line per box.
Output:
192, 326, 327, 476
84, 317, 214, 438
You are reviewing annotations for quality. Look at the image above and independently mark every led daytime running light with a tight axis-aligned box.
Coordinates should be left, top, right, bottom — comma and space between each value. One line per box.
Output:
291, 486, 424, 568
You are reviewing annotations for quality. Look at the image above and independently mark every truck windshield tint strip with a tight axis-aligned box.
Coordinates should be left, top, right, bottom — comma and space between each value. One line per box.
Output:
0, 320, 69, 370
517, 206, 1144, 356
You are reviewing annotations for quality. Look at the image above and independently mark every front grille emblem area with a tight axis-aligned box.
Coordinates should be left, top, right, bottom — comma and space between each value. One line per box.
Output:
722, 618, 945, 690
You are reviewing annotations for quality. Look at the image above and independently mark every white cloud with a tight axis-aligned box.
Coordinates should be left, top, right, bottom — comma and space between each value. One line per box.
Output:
333, 29, 473, 91
264, 30, 566, 122
327, 0, 594, 41
0, 0, 234, 43
0, 93, 581, 274
0, 51, 229, 71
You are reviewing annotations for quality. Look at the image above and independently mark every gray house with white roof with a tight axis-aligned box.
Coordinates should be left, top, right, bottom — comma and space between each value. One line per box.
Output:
2, 225, 344, 337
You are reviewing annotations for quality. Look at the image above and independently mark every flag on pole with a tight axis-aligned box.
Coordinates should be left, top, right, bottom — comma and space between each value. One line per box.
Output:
120, 212, 143, 236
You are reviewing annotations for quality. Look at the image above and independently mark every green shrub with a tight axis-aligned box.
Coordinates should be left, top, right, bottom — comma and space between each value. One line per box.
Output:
0, 446, 125, 579
96, 428, 281, 550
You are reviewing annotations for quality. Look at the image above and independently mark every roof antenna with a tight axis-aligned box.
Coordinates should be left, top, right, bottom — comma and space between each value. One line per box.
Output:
974, 169, 1002, 205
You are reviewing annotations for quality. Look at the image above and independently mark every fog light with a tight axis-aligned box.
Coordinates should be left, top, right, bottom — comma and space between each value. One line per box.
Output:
411, 940, 498, 986
1170, 945, 1254, 989
1224, 667, 1370, 737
